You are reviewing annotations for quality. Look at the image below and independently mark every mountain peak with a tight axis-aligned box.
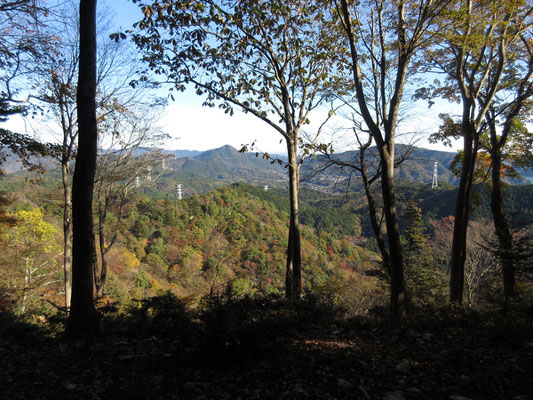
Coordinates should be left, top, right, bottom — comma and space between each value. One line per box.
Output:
207, 145, 239, 154
194, 145, 240, 161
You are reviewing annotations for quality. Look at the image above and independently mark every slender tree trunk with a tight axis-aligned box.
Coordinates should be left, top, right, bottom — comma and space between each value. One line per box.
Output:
450, 121, 478, 304
61, 158, 72, 311
21, 256, 31, 315
285, 139, 301, 300
339, 0, 410, 317
67, 0, 99, 339
489, 140, 515, 303
379, 143, 407, 316
360, 150, 391, 275
96, 212, 108, 296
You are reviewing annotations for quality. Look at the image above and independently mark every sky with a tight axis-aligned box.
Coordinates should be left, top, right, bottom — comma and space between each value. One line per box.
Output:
157, 90, 461, 154
106, 0, 462, 154
1, 0, 462, 155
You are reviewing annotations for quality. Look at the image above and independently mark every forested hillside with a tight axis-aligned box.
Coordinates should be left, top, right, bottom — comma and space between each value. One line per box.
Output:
7, 143, 532, 191
2, 0, 533, 399
0, 180, 387, 315
2, 178, 533, 399
237, 180, 533, 235
3, 166, 533, 318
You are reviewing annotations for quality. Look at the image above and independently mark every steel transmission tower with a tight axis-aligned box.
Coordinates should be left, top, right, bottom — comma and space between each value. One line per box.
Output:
176, 184, 183, 200
431, 161, 438, 189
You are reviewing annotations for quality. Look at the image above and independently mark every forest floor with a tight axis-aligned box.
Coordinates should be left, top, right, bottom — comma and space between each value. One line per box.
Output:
1, 295, 532, 400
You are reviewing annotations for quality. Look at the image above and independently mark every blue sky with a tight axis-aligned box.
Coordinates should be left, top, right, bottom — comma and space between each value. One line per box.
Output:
106, 0, 461, 154
1, 0, 461, 155
109, 0, 295, 153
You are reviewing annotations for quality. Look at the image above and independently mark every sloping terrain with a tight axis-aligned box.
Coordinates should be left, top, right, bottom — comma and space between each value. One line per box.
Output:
169, 145, 286, 184
1, 301, 532, 400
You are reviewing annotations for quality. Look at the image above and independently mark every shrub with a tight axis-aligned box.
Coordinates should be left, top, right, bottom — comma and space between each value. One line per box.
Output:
228, 277, 251, 299
310, 276, 387, 318
131, 291, 196, 338
134, 270, 152, 290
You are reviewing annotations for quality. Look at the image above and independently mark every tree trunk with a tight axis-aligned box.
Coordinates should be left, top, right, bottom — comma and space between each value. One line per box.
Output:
489, 139, 515, 303
379, 143, 407, 317
449, 121, 477, 304
360, 149, 391, 275
67, 0, 99, 339
285, 139, 301, 300
61, 157, 72, 311
21, 256, 31, 315
95, 212, 108, 296
339, 0, 410, 317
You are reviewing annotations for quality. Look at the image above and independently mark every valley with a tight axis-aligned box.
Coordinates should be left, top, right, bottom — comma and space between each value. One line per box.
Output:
1, 144, 533, 316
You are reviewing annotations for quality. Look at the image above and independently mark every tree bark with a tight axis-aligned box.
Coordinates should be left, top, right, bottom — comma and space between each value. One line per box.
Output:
449, 119, 478, 304
378, 143, 407, 316
67, 0, 99, 339
358, 145, 391, 275
61, 155, 72, 311
95, 208, 108, 296
21, 256, 31, 315
285, 139, 302, 300
488, 126, 515, 303
59, 95, 76, 313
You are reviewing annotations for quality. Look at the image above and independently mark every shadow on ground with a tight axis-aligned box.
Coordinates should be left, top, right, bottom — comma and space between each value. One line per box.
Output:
1, 293, 532, 400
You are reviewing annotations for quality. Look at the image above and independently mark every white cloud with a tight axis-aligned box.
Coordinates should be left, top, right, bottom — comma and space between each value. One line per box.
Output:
161, 102, 286, 153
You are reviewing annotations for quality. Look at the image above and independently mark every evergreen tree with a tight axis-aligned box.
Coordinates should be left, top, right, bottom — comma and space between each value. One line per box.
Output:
404, 201, 428, 257
403, 201, 445, 305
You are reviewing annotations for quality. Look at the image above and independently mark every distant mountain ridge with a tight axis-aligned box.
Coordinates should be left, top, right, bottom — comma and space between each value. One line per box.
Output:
133, 147, 202, 158
303, 144, 533, 189
0, 151, 59, 174
301, 144, 458, 190
168, 144, 286, 183
3, 143, 532, 189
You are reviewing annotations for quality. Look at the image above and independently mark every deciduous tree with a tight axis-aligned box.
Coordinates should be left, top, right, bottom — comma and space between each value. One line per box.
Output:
68, 0, 99, 339
420, 0, 533, 304
430, 216, 498, 307
334, 0, 449, 316
35, 0, 162, 309
310, 121, 414, 281
4, 208, 60, 315
482, 29, 533, 303
126, 0, 340, 299
94, 103, 169, 295
0, 0, 58, 168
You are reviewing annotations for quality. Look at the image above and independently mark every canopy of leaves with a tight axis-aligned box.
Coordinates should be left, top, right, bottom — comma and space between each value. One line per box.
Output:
417, 0, 533, 109
0, 0, 49, 115
0, 1, 61, 169
7, 208, 59, 254
126, 0, 341, 139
